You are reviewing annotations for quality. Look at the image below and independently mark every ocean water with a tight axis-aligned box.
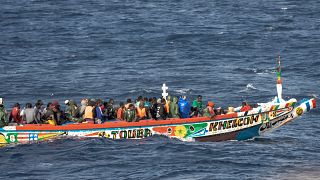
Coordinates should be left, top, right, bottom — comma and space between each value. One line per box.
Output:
0, 0, 319, 179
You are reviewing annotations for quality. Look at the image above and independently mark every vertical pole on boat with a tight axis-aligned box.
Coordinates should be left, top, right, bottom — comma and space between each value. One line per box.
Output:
162, 83, 168, 100
276, 55, 282, 102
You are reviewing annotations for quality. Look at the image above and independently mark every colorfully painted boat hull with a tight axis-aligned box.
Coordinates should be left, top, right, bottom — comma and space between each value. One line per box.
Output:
0, 98, 315, 144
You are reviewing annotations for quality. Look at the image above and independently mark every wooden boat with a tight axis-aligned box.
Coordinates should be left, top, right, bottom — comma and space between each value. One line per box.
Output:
0, 57, 316, 144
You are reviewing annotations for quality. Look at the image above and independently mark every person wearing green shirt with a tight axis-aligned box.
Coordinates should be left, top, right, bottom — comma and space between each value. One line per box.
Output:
192, 95, 203, 117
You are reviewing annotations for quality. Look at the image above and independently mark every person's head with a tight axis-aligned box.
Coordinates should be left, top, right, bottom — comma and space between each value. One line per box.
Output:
242, 101, 247, 107
26, 103, 32, 109
137, 96, 143, 102
127, 98, 132, 103
0, 98, 3, 105
47, 102, 52, 108
197, 95, 202, 102
119, 102, 124, 108
173, 96, 178, 103
144, 97, 148, 102
182, 96, 187, 100
208, 101, 215, 108
167, 96, 171, 101
36, 100, 44, 106
139, 102, 144, 108
109, 98, 114, 104
128, 104, 134, 110
35, 102, 42, 109
161, 98, 166, 105
14, 103, 20, 109
81, 99, 87, 106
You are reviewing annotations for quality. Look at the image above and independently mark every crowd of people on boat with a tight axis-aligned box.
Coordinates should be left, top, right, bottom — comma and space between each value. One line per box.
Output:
0, 96, 253, 127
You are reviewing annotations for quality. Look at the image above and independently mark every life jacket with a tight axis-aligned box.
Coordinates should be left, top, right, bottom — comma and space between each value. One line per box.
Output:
84, 106, 94, 119
117, 108, 124, 120
137, 107, 147, 118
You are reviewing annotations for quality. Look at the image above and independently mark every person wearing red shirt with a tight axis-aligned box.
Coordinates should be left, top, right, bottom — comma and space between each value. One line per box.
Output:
240, 101, 251, 112
9, 103, 23, 124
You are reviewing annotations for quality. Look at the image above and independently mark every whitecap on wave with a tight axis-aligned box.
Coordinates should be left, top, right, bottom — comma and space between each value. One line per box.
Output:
246, 83, 258, 90
173, 88, 191, 94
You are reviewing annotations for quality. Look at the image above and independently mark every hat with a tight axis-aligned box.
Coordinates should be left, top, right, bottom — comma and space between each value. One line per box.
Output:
64, 100, 70, 105
208, 101, 215, 107
0, 98, 3, 105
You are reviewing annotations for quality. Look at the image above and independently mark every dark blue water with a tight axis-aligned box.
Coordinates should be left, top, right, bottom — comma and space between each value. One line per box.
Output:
0, 0, 319, 179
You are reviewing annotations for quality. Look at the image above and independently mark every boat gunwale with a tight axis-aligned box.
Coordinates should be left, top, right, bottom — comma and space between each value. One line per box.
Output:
7, 107, 294, 132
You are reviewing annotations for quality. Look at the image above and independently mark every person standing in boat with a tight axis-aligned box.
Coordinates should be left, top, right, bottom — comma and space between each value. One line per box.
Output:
9, 103, 23, 125
0, 98, 8, 127
191, 95, 203, 117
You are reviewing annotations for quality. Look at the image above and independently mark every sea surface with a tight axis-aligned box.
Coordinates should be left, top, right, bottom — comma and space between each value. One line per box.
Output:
0, 0, 319, 179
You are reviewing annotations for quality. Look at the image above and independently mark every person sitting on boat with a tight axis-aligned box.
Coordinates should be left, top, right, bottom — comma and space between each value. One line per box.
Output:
116, 102, 125, 121
124, 104, 136, 122
135, 96, 143, 107
150, 97, 158, 119
178, 96, 190, 118
95, 100, 104, 124
144, 97, 151, 109
45, 101, 63, 125
9, 103, 23, 125
0, 98, 8, 127
105, 99, 116, 120
34, 102, 43, 124
23, 103, 36, 124
83, 100, 96, 124
156, 98, 167, 120
65, 100, 80, 122
125, 98, 133, 110
79, 98, 87, 117
240, 101, 251, 112
165, 96, 172, 115
169, 96, 179, 118
215, 107, 225, 115
203, 101, 216, 118
191, 95, 203, 117
136, 101, 148, 121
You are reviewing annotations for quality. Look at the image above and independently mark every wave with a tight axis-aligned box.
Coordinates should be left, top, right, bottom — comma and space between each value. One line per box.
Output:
234, 67, 276, 75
